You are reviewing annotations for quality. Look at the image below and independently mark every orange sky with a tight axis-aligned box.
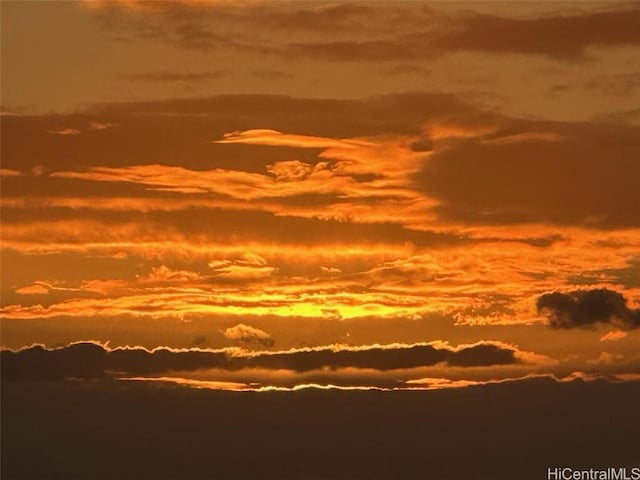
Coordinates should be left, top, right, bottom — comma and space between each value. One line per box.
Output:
1, 0, 640, 391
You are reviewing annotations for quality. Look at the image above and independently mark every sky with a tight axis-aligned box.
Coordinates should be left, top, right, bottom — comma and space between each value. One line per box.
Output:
2, 0, 640, 392
2, 2, 640, 478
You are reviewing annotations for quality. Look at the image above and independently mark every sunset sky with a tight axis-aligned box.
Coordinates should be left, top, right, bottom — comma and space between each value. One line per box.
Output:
3, 0, 640, 392
2, 1, 640, 478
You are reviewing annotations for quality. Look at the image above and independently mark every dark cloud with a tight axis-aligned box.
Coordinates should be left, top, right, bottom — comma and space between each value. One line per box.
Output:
285, 38, 433, 62
409, 138, 433, 152
447, 343, 516, 367
1, 341, 521, 381
0, 93, 476, 172
601, 259, 640, 289
417, 122, 640, 228
432, 7, 640, 60
537, 288, 640, 330
0, 343, 231, 381
248, 344, 451, 372
285, 7, 640, 62
266, 3, 378, 32
89, 2, 640, 61
88, 1, 431, 56
90, 1, 245, 52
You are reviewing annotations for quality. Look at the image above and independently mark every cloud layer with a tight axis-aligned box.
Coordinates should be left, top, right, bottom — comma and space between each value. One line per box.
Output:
85, 1, 640, 61
2, 340, 533, 382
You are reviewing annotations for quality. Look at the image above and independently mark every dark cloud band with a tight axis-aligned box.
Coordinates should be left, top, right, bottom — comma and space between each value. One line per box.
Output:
1, 341, 520, 381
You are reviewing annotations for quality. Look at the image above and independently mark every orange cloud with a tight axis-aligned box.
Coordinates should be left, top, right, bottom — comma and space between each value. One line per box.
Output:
15, 283, 51, 295
140, 265, 203, 283
46, 127, 80, 135
216, 129, 376, 149
600, 330, 628, 342
223, 324, 274, 348
209, 253, 276, 280
88, 120, 113, 131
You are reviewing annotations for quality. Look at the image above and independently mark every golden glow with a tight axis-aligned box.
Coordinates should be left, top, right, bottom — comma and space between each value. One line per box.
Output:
3, 0, 640, 392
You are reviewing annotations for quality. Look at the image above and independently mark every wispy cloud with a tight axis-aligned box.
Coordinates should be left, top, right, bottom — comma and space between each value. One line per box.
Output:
83, 1, 640, 61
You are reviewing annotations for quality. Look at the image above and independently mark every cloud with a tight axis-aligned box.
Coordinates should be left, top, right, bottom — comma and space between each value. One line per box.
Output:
208, 253, 276, 280
215, 129, 376, 149
223, 324, 274, 348
1, 342, 230, 381
140, 265, 203, 283
80, 279, 128, 295
417, 121, 640, 228
431, 7, 640, 60
88, 120, 113, 131
14, 281, 81, 295
46, 122, 112, 136
600, 330, 628, 342
321, 266, 341, 274
446, 343, 516, 367
537, 288, 640, 330
266, 160, 316, 182
47, 127, 81, 135
0, 93, 475, 175
1, 340, 529, 382
84, 1, 640, 61
286, 5, 640, 62
587, 352, 624, 366
3, 92, 640, 334
120, 71, 224, 82
15, 283, 51, 295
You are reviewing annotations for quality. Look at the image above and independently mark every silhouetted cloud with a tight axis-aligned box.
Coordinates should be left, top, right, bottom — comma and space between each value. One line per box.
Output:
447, 343, 516, 367
1, 340, 526, 382
537, 288, 640, 330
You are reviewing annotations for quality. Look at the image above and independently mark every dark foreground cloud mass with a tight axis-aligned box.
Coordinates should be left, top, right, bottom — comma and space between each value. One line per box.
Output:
537, 288, 640, 329
1, 341, 521, 381
2, 379, 639, 480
